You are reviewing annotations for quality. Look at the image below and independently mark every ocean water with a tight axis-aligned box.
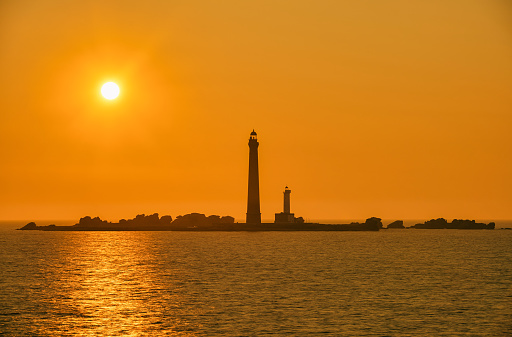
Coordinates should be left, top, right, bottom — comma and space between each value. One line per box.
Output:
0, 224, 511, 336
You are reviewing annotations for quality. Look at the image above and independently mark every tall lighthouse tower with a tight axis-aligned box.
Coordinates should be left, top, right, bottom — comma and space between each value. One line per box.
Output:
246, 130, 261, 223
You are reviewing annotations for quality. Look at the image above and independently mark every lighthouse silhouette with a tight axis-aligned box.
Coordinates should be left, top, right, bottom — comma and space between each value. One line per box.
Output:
246, 130, 261, 223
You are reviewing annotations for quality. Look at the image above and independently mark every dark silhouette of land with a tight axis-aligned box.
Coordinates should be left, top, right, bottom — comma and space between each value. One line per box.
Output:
15, 132, 497, 232
18, 216, 497, 231
409, 218, 495, 229
18, 214, 383, 231
17, 132, 385, 232
387, 220, 405, 229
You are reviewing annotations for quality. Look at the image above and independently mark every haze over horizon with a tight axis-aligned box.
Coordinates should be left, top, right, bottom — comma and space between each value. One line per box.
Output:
1, 0, 511, 222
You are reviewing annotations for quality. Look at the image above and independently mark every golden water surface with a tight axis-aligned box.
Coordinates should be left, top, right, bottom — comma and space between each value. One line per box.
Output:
1, 228, 511, 336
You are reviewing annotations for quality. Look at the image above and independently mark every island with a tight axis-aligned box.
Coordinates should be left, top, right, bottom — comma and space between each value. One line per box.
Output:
18, 213, 383, 231
387, 220, 405, 229
409, 218, 495, 229
18, 215, 497, 232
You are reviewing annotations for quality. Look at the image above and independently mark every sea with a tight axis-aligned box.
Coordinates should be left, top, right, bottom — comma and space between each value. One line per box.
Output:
0, 221, 511, 336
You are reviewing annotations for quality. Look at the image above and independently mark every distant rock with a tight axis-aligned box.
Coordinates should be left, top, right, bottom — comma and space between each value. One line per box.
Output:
411, 218, 494, 229
344, 218, 382, 230
387, 220, 404, 229
172, 213, 208, 228
160, 215, 173, 225
19, 222, 38, 230
76, 216, 108, 227
449, 219, 495, 230
18, 212, 236, 231
171, 213, 235, 229
220, 216, 235, 224
365, 217, 383, 229
412, 218, 448, 229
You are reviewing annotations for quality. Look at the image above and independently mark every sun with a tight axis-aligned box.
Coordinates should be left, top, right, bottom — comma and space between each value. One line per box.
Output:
101, 82, 120, 100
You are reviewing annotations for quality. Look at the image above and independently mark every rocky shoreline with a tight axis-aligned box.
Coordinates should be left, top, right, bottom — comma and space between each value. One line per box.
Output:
18, 213, 382, 231
17, 214, 496, 231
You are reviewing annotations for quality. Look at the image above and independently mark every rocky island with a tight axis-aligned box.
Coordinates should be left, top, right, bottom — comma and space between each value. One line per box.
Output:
18, 213, 383, 231
410, 218, 495, 229
387, 220, 405, 229
18, 215, 497, 231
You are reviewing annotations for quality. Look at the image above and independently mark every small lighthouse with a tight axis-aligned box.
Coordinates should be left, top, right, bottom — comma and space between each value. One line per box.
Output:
275, 186, 295, 223
283, 186, 291, 214
246, 130, 261, 223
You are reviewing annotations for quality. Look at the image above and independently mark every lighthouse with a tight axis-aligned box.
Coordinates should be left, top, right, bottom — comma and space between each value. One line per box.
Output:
283, 186, 291, 214
275, 186, 295, 223
246, 130, 261, 223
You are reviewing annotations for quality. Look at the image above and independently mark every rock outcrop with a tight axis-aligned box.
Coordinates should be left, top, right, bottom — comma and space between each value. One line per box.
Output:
411, 218, 494, 229
387, 220, 405, 229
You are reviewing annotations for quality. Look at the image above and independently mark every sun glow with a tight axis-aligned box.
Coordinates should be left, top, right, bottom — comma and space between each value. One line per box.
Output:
101, 82, 120, 100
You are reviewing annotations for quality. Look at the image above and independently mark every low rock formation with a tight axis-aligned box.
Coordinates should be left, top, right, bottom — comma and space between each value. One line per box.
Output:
19, 222, 38, 230
387, 220, 405, 229
365, 217, 383, 229
347, 217, 383, 231
171, 213, 235, 229
18, 213, 235, 231
411, 218, 494, 229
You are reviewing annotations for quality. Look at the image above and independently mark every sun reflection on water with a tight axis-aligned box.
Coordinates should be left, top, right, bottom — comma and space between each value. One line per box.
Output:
1, 230, 511, 336
31, 232, 202, 336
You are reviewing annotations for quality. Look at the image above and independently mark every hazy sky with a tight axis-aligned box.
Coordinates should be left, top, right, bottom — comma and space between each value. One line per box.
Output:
1, 0, 511, 221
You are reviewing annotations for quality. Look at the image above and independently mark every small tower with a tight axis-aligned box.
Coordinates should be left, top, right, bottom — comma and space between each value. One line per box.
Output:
283, 186, 291, 214
275, 186, 295, 223
246, 130, 261, 223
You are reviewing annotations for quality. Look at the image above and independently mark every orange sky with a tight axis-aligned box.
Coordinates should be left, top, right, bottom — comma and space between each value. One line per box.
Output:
1, 0, 511, 221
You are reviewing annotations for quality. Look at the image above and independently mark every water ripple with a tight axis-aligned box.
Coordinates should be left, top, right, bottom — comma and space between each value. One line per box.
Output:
0, 230, 510, 335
